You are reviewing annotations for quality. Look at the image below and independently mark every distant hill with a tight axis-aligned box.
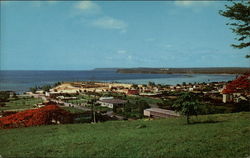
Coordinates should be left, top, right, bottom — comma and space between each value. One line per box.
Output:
92, 68, 121, 71
117, 67, 250, 74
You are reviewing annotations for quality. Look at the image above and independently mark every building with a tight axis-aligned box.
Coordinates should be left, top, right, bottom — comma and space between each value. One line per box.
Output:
99, 97, 114, 100
144, 108, 180, 118
126, 89, 139, 95
221, 74, 250, 103
97, 99, 127, 108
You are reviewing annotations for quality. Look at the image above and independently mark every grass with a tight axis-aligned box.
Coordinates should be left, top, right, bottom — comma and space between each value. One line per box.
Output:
1, 112, 250, 158
0, 97, 43, 111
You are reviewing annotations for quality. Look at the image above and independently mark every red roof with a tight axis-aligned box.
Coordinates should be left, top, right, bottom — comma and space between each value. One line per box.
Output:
222, 74, 250, 94
127, 89, 139, 95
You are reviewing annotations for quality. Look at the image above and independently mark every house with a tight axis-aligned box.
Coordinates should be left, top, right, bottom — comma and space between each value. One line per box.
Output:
126, 89, 139, 95
144, 108, 180, 118
99, 97, 114, 100
97, 99, 127, 108
221, 74, 250, 103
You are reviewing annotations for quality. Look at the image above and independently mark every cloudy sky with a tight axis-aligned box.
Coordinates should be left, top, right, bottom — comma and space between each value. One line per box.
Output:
0, 1, 249, 70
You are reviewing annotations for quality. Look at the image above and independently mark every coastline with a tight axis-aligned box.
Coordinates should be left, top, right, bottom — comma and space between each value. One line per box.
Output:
0, 71, 237, 94
116, 67, 250, 74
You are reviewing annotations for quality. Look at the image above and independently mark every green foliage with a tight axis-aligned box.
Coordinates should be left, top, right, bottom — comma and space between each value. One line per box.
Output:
136, 100, 150, 118
0, 91, 10, 107
173, 92, 206, 124
131, 84, 138, 89
124, 102, 133, 113
29, 86, 39, 93
0, 91, 10, 102
0, 112, 250, 158
234, 100, 250, 112
53, 82, 61, 87
148, 81, 156, 86
157, 99, 176, 110
41, 85, 52, 92
0, 97, 43, 111
219, 1, 250, 58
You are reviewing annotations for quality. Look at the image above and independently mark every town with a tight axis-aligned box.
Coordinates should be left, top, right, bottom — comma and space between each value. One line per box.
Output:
1, 73, 249, 126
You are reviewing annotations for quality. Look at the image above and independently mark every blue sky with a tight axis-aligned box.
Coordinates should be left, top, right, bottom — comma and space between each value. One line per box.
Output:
0, 1, 249, 70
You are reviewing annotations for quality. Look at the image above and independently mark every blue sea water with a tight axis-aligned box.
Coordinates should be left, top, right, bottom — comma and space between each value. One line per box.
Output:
0, 70, 236, 93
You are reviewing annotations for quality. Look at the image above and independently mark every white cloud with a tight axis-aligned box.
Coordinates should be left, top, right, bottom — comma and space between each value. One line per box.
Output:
30, 1, 58, 7
175, 1, 212, 7
145, 38, 156, 42
74, 1, 101, 14
117, 50, 127, 54
72, 2, 128, 33
91, 16, 127, 31
127, 55, 132, 60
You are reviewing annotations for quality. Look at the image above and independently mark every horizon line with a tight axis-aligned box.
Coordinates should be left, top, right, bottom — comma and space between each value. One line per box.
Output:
0, 66, 250, 71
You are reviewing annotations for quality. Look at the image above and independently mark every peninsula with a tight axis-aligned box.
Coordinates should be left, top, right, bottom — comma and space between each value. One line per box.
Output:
116, 67, 250, 74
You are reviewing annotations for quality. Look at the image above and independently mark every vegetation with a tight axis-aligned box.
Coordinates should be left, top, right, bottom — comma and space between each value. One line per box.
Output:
29, 86, 39, 93
219, 0, 250, 58
173, 92, 206, 124
0, 91, 11, 107
41, 85, 52, 92
62, 107, 86, 114
121, 99, 150, 119
0, 96, 42, 111
0, 112, 250, 157
0, 105, 72, 129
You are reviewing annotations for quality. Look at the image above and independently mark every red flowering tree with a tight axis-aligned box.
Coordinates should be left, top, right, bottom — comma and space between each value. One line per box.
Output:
222, 74, 250, 94
0, 105, 73, 129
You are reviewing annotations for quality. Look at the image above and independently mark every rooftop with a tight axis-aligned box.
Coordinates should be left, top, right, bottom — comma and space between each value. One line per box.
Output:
145, 108, 180, 116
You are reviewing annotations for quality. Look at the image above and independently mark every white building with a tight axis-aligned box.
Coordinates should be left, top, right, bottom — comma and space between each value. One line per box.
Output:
97, 99, 127, 108
144, 108, 180, 118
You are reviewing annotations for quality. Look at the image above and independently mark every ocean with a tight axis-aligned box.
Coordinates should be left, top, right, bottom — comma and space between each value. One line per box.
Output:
0, 70, 236, 93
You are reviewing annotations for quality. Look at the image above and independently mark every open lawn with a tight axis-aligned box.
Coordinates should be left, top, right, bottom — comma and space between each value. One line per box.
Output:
0, 112, 250, 158
0, 97, 43, 111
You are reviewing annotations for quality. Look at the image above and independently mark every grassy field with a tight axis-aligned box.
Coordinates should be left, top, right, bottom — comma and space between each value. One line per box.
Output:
1, 112, 250, 158
0, 97, 43, 111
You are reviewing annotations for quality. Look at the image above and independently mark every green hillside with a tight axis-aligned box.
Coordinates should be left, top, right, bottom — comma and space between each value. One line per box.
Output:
1, 112, 250, 158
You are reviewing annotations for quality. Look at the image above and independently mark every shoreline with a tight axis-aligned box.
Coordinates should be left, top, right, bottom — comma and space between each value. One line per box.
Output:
0, 73, 237, 94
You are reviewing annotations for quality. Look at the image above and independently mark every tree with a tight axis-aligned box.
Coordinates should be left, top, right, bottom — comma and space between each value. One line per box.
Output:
219, 1, 250, 58
131, 84, 138, 89
0, 91, 10, 107
53, 82, 61, 87
41, 85, 52, 92
148, 81, 156, 87
136, 100, 150, 118
29, 86, 38, 93
173, 92, 205, 124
